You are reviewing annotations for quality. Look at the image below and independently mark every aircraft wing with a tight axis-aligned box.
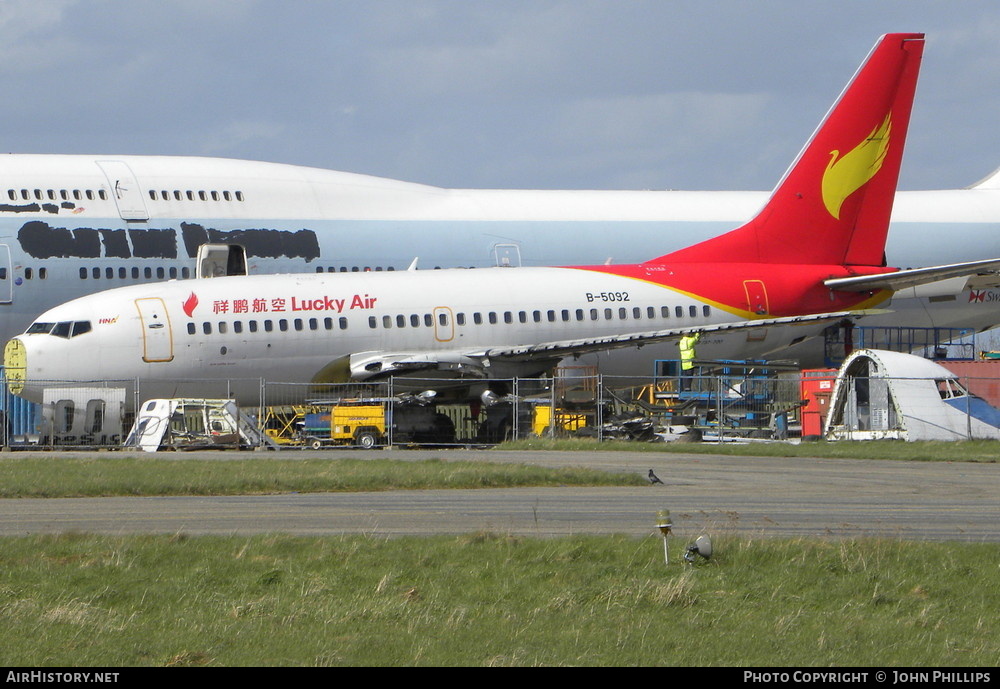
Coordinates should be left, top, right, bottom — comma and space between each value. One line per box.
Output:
339, 310, 863, 382
482, 311, 859, 361
824, 258, 1000, 293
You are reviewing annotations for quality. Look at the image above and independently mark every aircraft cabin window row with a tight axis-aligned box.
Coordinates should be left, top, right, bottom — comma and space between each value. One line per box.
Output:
189, 317, 350, 336
147, 190, 245, 202
78, 266, 191, 280
315, 266, 396, 273
6, 188, 108, 202
365, 305, 713, 329
182, 303, 712, 338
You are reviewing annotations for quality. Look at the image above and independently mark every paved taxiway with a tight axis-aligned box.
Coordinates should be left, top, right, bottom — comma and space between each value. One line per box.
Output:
1, 449, 997, 541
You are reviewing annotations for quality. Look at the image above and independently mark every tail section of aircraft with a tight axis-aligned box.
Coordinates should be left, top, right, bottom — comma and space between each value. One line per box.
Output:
655, 32, 924, 267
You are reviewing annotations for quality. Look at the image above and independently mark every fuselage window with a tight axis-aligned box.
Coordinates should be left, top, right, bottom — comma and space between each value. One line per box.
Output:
547, 310, 555, 322
518, 311, 526, 324
182, 267, 190, 279
533, 311, 541, 323
199, 191, 207, 201
187, 323, 196, 335
604, 308, 612, 320
309, 318, 318, 331
689, 305, 697, 318
6, 190, 14, 200
323, 318, 333, 330
279, 319, 289, 332
132, 268, 140, 279
119, 268, 126, 279
423, 314, 432, 327
369, 316, 377, 329
457, 313, 466, 326
675, 306, 684, 318
144, 267, 152, 279
92, 267, 100, 279
575, 309, 584, 321
264, 320, 273, 332
382, 315, 392, 328
561, 309, 570, 322
293, 319, 303, 331
339, 317, 348, 330
24, 268, 31, 280
223, 191, 231, 201
105, 267, 113, 279
488, 312, 498, 325
503, 311, 512, 324
410, 314, 420, 327
396, 315, 406, 328
79, 267, 87, 279
590, 308, 598, 320
218, 322, 228, 335
249, 321, 259, 333
73, 190, 81, 200
85, 190, 94, 200
148, 190, 156, 200
202, 322, 212, 335
235, 191, 244, 201
703, 305, 711, 317
473, 313, 482, 325
441, 313, 450, 326
633, 307, 641, 319
169, 267, 177, 279
156, 268, 164, 279
647, 307, 656, 319
174, 191, 182, 201
618, 308, 627, 320
234, 321, 243, 334
98, 190, 107, 201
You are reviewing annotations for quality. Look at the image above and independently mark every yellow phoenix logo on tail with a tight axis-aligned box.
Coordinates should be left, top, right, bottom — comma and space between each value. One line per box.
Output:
822, 113, 891, 220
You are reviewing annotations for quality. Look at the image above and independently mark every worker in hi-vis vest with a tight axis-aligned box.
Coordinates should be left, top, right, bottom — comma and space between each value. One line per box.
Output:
678, 332, 701, 391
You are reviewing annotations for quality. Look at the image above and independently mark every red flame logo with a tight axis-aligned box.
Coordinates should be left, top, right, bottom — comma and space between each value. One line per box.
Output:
182, 292, 199, 316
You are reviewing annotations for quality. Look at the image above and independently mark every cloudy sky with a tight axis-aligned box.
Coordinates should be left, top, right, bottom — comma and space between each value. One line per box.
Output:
2, 1, 998, 192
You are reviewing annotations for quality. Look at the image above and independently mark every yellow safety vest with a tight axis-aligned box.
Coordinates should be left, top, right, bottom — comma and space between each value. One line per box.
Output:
679, 334, 700, 371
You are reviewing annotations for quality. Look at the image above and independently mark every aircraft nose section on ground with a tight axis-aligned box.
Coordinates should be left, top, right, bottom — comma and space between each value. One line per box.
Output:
4, 337, 27, 396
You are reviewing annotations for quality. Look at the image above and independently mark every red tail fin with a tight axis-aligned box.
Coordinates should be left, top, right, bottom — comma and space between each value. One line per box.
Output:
654, 33, 924, 267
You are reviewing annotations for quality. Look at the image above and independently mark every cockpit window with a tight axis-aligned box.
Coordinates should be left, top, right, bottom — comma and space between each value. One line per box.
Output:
28, 321, 92, 339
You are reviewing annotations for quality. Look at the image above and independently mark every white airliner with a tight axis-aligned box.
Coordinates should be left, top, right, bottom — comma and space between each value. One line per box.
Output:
12, 33, 998, 406
2, 86, 1000, 353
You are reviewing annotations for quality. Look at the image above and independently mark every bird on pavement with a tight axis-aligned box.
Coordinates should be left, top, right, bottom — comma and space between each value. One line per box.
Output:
648, 469, 664, 485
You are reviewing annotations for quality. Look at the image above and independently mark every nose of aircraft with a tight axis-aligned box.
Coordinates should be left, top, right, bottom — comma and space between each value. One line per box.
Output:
4, 337, 27, 395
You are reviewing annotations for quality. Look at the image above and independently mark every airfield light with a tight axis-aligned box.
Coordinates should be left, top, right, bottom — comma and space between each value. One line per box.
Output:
684, 535, 713, 564
656, 510, 673, 566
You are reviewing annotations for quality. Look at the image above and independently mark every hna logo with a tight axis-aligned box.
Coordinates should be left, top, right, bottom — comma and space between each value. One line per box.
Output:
821, 112, 892, 220
182, 292, 199, 317
98, 317, 118, 325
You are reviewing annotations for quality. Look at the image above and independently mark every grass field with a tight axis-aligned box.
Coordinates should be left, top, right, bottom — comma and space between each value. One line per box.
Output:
1, 533, 996, 666
0, 456, 644, 498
